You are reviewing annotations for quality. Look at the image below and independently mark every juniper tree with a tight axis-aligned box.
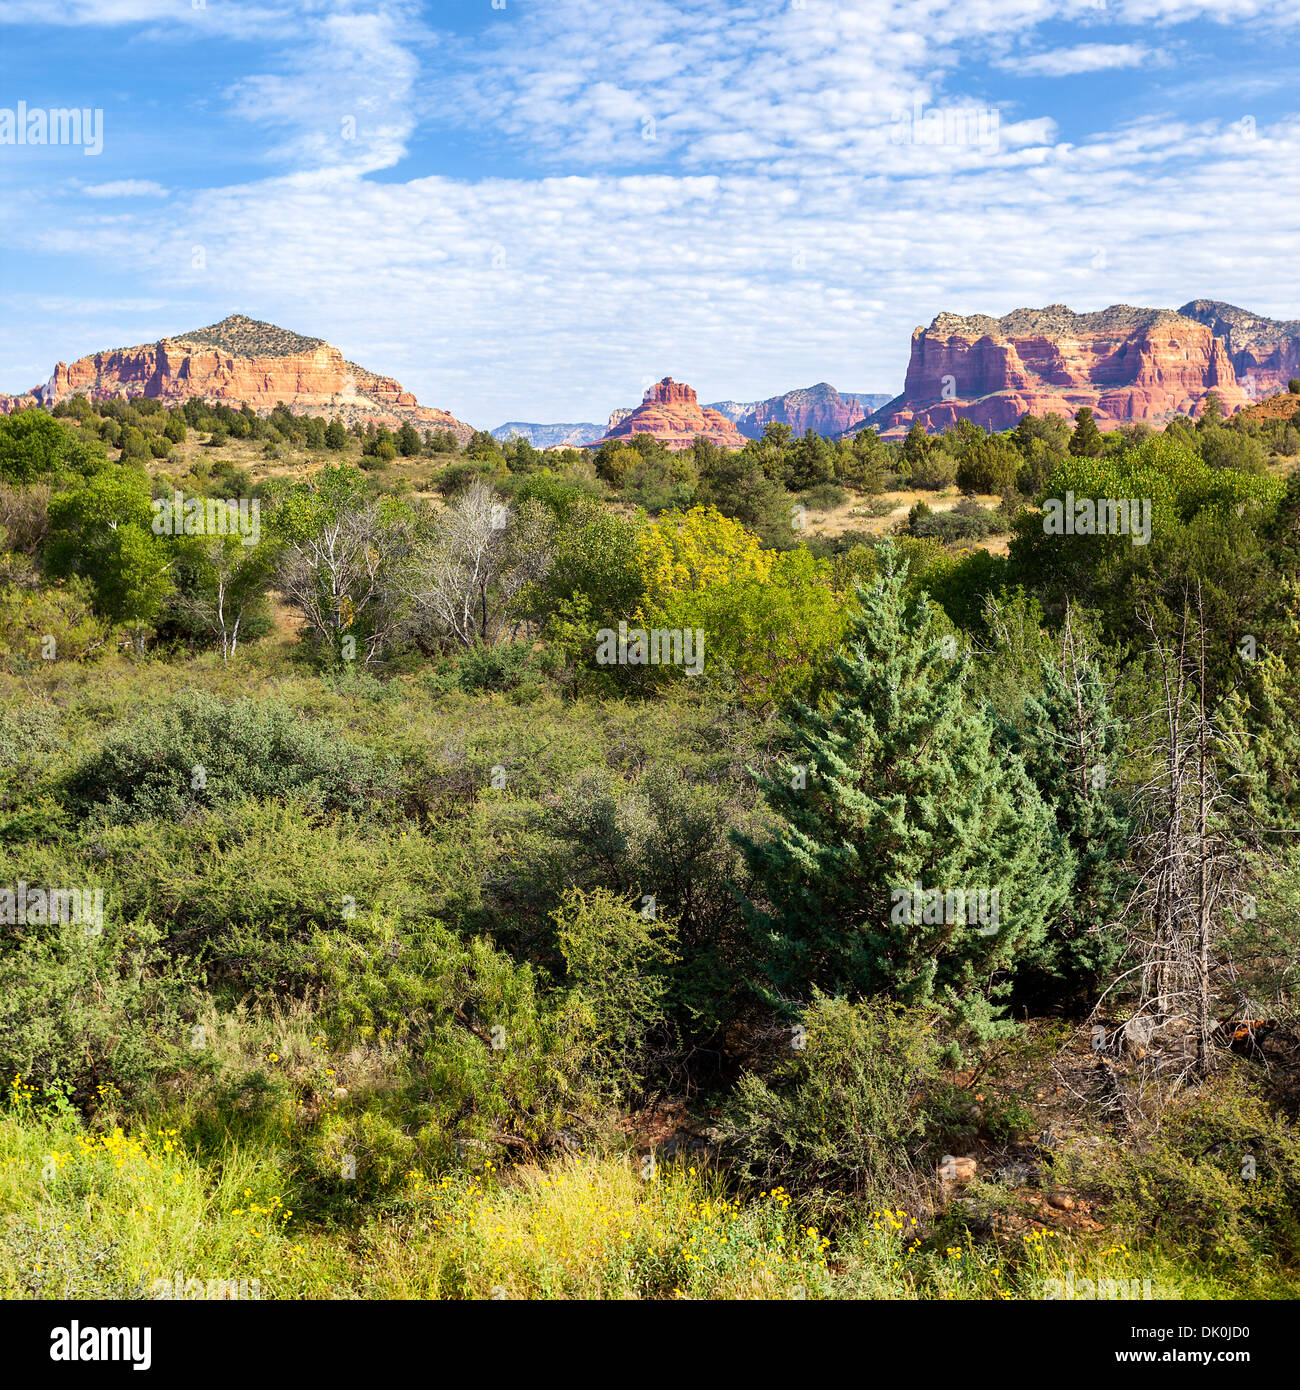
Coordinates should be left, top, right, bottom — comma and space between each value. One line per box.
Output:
1012, 609, 1131, 1003
1069, 406, 1104, 458
735, 542, 1072, 1035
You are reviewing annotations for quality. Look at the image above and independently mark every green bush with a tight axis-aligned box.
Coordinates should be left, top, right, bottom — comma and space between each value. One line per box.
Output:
719, 995, 939, 1207
908, 498, 1004, 542
554, 886, 678, 1101
0, 916, 200, 1109
61, 690, 398, 823
1076, 1075, 1300, 1264
64, 798, 474, 993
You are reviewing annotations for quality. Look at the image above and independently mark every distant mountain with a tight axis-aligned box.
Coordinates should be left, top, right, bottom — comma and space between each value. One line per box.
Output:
1177, 300, 1300, 387
490, 421, 605, 448
842, 391, 894, 415
0, 313, 475, 440
869, 301, 1300, 436
733, 383, 874, 439
703, 399, 757, 423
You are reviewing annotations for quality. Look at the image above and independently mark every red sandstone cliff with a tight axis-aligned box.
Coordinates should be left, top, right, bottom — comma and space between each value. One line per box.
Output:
870, 302, 1298, 436
601, 378, 746, 450
0, 315, 474, 441
735, 383, 866, 440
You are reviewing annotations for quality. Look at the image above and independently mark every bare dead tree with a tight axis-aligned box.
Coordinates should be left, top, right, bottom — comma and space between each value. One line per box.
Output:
277, 499, 412, 664
404, 482, 554, 649
1106, 588, 1252, 1085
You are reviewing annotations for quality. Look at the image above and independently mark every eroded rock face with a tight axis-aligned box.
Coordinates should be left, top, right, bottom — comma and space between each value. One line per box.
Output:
871, 302, 1299, 435
601, 377, 747, 450
0, 314, 474, 440
735, 383, 866, 440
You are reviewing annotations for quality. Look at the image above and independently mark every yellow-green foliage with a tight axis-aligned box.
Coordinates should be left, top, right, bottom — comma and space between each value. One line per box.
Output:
635, 506, 847, 705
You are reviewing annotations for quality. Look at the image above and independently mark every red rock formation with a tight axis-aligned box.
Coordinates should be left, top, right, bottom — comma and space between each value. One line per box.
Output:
737, 383, 866, 439
1179, 300, 1300, 394
0, 315, 474, 440
601, 378, 746, 450
873, 303, 1295, 436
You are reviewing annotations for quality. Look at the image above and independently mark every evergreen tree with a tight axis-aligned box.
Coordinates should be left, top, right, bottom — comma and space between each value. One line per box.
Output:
324, 419, 348, 450
1068, 407, 1104, 458
735, 543, 1072, 1033
1010, 613, 1130, 1004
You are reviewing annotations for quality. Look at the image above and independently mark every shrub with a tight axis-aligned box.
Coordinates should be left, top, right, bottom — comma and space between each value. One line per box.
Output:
719, 995, 939, 1208
800, 481, 849, 512
554, 886, 678, 1101
1074, 1075, 1300, 1264
0, 577, 111, 670
61, 691, 398, 823
0, 917, 199, 1109
907, 498, 1004, 542
453, 639, 557, 695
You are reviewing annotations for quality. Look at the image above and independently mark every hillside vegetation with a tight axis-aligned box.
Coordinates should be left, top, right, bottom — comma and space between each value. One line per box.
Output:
2, 388, 1300, 1300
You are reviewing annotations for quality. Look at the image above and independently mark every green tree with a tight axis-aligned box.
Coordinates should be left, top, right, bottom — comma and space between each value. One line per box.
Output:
735, 543, 1071, 1032
1200, 427, 1266, 474
172, 532, 276, 660
1068, 407, 1104, 458
396, 422, 422, 457
45, 467, 174, 637
1198, 390, 1225, 429
324, 419, 348, 450
955, 433, 1019, 495
0, 409, 105, 484
1009, 615, 1130, 1004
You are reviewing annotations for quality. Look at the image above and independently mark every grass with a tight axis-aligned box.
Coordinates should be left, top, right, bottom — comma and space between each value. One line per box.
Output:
3, 1086, 1289, 1300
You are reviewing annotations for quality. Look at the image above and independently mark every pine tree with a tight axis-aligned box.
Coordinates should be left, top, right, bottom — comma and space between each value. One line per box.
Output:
1068, 407, 1104, 458
735, 543, 1072, 1033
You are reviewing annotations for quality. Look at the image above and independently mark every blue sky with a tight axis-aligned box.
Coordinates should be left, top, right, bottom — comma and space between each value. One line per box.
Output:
1, 0, 1297, 427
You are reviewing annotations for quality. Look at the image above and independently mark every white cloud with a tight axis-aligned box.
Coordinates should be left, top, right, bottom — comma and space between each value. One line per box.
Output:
226, 5, 423, 175
8, 110, 1297, 423
78, 180, 168, 198
1002, 43, 1166, 77
2, 0, 1299, 424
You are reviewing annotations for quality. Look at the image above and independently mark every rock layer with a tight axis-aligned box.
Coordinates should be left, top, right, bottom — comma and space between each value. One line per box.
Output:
871, 302, 1299, 435
0, 314, 474, 441
601, 378, 746, 450
735, 382, 867, 439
